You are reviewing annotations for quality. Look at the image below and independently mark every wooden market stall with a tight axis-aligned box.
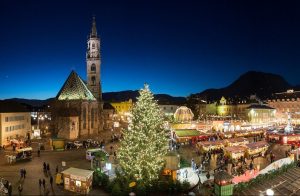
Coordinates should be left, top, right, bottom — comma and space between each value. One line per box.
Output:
61, 167, 94, 194
225, 137, 249, 147
173, 129, 209, 144
214, 171, 234, 196
245, 141, 269, 158
197, 140, 226, 153
224, 146, 248, 160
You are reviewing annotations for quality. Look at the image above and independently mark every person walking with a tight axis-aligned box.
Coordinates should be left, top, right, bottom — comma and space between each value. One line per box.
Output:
23, 169, 26, 178
18, 184, 23, 196
43, 162, 46, 172
37, 149, 40, 157
42, 179, 46, 189
39, 179, 42, 189
46, 163, 50, 173
50, 176, 53, 187
20, 168, 23, 179
8, 183, 12, 196
56, 165, 58, 174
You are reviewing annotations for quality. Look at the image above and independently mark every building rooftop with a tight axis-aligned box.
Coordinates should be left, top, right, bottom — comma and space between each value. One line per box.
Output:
56, 71, 96, 101
103, 102, 115, 110
246, 104, 275, 110
62, 167, 94, 178
269, 90, 300, 100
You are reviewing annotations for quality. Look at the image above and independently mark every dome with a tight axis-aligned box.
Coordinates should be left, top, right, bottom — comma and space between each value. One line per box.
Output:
174, 106, 194, 122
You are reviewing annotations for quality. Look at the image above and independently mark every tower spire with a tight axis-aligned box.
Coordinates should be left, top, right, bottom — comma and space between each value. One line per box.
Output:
90, 16, 97, 38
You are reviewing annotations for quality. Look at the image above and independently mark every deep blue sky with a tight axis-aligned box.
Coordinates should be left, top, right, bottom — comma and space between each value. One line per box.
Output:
0, 0, 300, 99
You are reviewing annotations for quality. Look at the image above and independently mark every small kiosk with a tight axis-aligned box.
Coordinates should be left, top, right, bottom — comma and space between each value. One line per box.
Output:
214, 171, 233, 196
61, 167, 94, 194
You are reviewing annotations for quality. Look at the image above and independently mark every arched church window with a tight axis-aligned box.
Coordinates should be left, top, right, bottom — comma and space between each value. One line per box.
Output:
92, 43, 95, 49
91, 76, 96, 85
91, 64, 96, 72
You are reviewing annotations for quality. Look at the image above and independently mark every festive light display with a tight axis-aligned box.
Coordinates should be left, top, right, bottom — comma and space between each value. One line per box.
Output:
117, 84, 169, 184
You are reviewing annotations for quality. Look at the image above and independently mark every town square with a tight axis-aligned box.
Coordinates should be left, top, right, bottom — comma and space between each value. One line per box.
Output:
1, 1, 300, 196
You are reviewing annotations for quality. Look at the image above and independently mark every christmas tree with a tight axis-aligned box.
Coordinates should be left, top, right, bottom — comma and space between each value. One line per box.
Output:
117, 84, 169, 184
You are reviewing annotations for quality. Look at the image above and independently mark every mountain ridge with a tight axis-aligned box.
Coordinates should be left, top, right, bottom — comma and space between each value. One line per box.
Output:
190, 71, 295, 102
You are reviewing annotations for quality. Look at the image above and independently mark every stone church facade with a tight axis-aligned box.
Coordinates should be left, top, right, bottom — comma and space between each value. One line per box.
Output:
51, 17, 103, 139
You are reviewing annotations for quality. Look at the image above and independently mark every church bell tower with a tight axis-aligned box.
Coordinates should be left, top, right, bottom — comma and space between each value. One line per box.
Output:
86, 17, 101, 100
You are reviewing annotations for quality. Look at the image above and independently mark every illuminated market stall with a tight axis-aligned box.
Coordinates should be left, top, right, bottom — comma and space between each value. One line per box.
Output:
197, 140, 226, 153
61, 167, 94, 194
226, 137, 249, 147
224, 146, 247, 160
173, 129, 209, 144
245, 141, 269, 158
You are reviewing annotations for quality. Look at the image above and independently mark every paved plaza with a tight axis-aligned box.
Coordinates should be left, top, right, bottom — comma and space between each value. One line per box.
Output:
0, 148, 110, 195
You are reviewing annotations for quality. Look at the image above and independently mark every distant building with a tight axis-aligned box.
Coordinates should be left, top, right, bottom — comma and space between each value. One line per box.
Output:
159, 105, 179, 116
0, 101, 31, 146
246, 104, 276, 124
195, 96, 275, 124
110, 99, 133, 115
267, 89, 300, 123
103, 103, 115, 130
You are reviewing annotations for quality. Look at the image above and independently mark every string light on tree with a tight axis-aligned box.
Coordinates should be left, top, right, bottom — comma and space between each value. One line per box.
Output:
117, 84, 169, 184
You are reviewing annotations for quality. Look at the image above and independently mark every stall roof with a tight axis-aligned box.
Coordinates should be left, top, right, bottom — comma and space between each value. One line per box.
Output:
62, 167, 94, 178
198, 140, 226, 147
226, 137, 248, 143
224, 146, 247, 153
16, 147, 32, 152
246, 141, 269, 149
174, 129, 200, 137
214, 171, 233, 182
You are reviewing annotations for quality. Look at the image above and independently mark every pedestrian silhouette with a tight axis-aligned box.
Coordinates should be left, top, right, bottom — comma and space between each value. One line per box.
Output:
50, 176, 53, 187
18, 184, 22, 195
42, 179, 46, 189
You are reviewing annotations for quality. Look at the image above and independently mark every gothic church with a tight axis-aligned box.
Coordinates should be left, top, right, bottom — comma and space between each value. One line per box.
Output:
51, 17, 103, 139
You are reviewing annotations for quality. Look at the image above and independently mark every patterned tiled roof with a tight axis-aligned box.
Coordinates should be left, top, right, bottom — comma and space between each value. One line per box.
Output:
56, 71, 96, 101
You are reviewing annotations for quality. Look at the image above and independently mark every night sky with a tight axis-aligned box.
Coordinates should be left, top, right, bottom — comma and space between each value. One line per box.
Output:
1, 0, 300, 99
